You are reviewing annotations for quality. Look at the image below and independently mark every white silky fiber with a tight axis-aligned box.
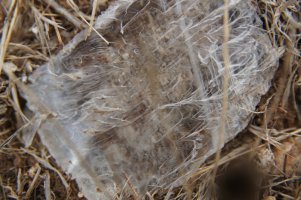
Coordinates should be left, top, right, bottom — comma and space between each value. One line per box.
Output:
23, 0, 279, 199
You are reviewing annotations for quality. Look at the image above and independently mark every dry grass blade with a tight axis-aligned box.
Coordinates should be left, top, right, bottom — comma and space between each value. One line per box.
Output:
3, 185, 18, 199
0, 0, 18, 74
212, 0, 230, 181
25, 165, 41, 198
124, 174, 140, 200
11, 80, 29, 122
146, 192, 155, 200
0, 126, 25, 149
280, 27, 297, 109
0, 176, 7, 200
292, 76, 301, 123
67, 0, 109, 44
51, 16, 63, 45
43, 0, 83, 29
272, 190, 295, 200
21, 148, 69, 190
263, 176, 301, 188
16, 168, 22, 196
31, 3, 52, 56
86, 0, 98, 38
31, 5, 65, 29
44, 171, 52, 200
249, 125, 282, 148
194, 144, 253, 178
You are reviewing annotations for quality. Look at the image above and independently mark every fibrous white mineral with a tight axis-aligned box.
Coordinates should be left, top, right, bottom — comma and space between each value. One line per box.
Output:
22, 0, 279, 199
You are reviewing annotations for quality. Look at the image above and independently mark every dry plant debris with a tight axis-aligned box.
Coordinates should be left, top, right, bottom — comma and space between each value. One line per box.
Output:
0, 0, 300, 200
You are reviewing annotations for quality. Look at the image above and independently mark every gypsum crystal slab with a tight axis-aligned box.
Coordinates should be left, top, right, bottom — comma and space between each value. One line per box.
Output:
23, 0, 279, 199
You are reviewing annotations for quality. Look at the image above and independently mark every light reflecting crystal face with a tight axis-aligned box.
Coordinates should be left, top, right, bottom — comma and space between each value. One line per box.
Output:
24, 0, 278, 199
